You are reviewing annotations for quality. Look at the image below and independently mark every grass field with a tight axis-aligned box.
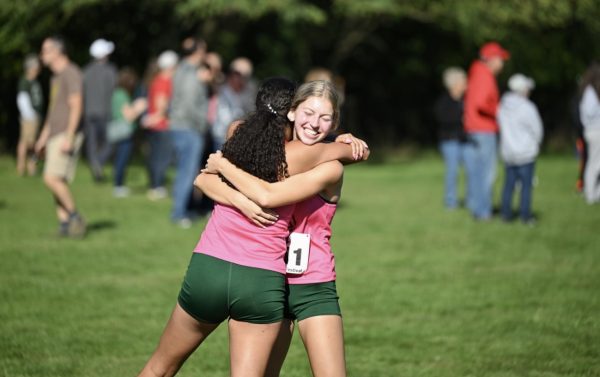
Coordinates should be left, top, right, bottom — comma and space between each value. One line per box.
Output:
1, 153, 599, 377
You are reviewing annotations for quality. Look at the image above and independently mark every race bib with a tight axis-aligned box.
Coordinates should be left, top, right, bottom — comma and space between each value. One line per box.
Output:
286, 232, 310, 274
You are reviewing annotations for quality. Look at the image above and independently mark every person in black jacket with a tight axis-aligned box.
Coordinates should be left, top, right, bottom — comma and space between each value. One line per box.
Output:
434, 67, 467, 209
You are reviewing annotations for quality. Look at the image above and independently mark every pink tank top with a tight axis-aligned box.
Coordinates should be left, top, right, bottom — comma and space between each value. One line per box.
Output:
286, 195, 337, 284
195, 203, 295, 274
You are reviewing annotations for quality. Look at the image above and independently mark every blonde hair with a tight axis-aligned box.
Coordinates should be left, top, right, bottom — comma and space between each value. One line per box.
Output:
291, 80, 340, 130
442, 67, 466, 91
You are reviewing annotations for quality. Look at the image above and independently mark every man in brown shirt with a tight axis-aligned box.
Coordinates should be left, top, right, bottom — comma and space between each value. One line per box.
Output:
35, 36, 86, 237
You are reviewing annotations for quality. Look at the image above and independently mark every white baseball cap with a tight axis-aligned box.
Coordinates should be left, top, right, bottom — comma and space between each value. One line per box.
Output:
508, 74, 535, 93
157, 50, 179, 69
90, 38, 115, 59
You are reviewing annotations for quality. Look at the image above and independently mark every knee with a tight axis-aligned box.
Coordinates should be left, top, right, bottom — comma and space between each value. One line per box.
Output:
43, 174, 56, 188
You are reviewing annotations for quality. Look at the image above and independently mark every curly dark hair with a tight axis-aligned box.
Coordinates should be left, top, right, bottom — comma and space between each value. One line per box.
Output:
221, 77, 297, 183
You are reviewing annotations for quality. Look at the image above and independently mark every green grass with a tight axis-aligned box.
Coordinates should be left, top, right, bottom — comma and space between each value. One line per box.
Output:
1, 154, 599, 377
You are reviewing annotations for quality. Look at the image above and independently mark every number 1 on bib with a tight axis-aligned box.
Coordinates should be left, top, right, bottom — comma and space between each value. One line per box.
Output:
286, 232, 310, 274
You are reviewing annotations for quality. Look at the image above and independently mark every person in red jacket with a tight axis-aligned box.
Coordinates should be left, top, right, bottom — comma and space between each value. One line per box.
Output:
463, 41, 510, 220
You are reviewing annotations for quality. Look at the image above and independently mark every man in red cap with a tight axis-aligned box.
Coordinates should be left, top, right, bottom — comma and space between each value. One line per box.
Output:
463, 41, 510, 220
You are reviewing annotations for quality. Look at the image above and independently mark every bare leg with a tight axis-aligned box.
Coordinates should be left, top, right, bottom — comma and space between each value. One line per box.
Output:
16, 140, 27, 176
265, 319, 294, 377
138, 303, 219, 377
27, 153, 37, 176
44, 175, 76, 218
53, 194, 70, 223
228, 319, 284, 377
298, 315, 346, 377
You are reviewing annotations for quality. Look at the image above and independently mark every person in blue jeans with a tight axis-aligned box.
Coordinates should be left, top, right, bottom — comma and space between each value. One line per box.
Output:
168, 37, 212, 227
110, 68, 147, 197
497, 74, 543, 224
434, 67, 467, 209
463, 42, 510, 220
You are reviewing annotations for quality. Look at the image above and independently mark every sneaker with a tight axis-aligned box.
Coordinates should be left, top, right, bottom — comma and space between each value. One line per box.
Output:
147, 187, 168, 201
522, 216, 537, 227
113, 186, 131, 198
57, 221, 69, 237
176, 218, 193, 229
68, 213, 87, 238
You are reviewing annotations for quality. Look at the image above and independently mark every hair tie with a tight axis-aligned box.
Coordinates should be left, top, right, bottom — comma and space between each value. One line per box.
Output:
266, 103, 277, 115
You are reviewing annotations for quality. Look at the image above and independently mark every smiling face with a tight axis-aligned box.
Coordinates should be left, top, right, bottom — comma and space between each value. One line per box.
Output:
289, 95, 334, 145
287, 80, 340, 145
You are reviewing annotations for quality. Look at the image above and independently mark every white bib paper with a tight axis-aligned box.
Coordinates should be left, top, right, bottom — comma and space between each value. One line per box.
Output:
286, 232, 310, 274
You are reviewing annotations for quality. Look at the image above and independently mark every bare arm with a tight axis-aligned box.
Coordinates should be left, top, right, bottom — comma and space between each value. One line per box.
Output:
194, 173, 278, 227
35, 122, 50, 154
194, 173, 246, 206
67, 93, 82, 137
154, 93, 168, 118
142, 94, 168, 128
285, 139, 369, 175
121, 98, 147, 123
204, 152, 343, 208
59, 93, 83, 153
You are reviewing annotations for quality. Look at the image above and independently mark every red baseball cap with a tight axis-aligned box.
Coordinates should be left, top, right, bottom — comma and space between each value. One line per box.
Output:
479, 42, 510, 60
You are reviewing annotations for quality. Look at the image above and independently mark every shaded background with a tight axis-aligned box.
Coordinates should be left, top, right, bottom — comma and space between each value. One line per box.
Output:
1, 0, 600, 153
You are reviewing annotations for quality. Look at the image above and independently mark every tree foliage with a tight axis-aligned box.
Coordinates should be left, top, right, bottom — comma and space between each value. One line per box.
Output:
1, 0, 599, 149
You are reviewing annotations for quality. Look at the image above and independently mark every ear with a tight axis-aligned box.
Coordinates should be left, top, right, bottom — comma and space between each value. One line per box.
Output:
287, 110, 295, 122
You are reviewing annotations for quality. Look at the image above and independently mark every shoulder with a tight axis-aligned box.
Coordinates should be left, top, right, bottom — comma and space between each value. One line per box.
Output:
314, 160, 344, 181
154, 76, 171, 90
523, 98, 540, 116
66, 64, 83, 81
226, 119, 245, 139
285, 139, 309, 152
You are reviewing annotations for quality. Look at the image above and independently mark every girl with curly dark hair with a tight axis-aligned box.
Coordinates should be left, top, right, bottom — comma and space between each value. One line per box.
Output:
199, 80, 370, 377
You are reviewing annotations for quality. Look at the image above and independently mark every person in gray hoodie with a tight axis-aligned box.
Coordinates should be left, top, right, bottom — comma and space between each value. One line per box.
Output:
498, 74, 543, 224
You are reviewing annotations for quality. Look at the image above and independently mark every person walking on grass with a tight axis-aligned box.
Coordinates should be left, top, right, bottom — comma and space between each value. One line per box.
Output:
16, 54, 44, 176
498, 74, 543, 225
35, 36, 86, 238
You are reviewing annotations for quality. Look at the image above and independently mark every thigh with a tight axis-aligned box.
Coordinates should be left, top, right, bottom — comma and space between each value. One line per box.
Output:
298, 315, 346, 377
20, 119, 39, 146
265, 319, 294, 377
64, 133, 84, 182
229, 319, 284, 377
138, 303, 219, 377
170, 130, 188, 161
504, 164, 517, 184
44, 133, 70, 179
519, 162, 535, 187
440, 140, 458, 167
